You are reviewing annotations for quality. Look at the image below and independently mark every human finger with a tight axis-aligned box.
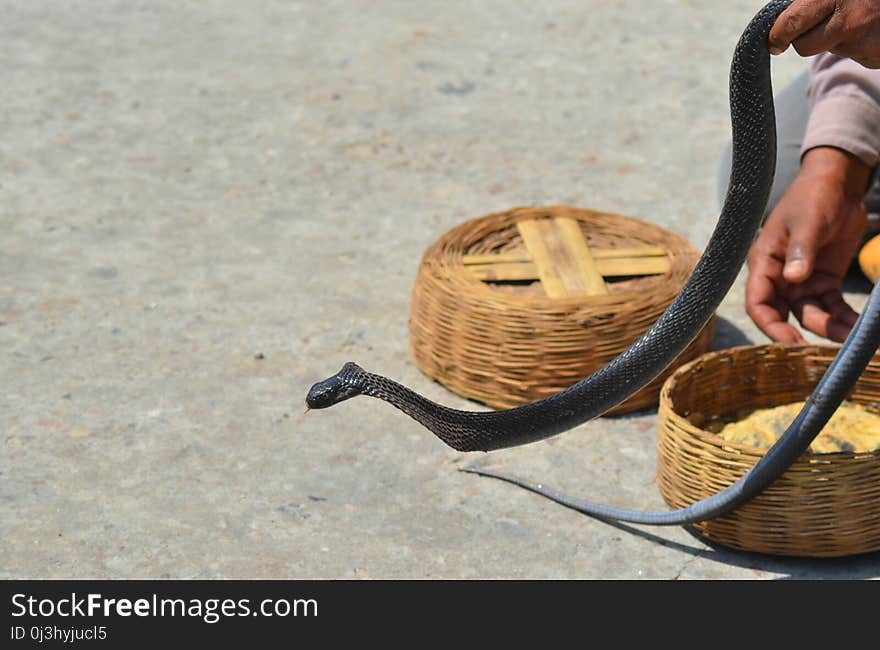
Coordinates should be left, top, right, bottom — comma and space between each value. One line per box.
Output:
768, 0, 837, 54
790, 15, 842, 56
785, 272, 844, 303
820, 290, 860, 327
782, 215, 825, 283
791, 297, 853, 341
745, 263, 806, 343
750, 301, 808, 343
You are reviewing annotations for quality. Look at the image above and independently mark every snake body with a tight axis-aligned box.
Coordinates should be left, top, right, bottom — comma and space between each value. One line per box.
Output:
306, 0, 880, 524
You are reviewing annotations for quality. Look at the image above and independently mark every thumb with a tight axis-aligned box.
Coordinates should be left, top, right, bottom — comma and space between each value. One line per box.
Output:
782, 218, 823, 283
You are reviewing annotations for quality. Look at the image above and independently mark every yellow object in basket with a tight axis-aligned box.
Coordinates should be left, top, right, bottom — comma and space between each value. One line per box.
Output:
858, 233, 880, 283
719, 401, 880, 453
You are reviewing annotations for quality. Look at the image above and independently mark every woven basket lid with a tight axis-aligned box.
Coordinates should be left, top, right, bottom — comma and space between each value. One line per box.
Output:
408, 205, 714, 414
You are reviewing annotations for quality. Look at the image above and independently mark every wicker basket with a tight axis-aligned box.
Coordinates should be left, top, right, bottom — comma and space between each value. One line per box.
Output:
658, 344, 880, 557
409, 205, 714, 414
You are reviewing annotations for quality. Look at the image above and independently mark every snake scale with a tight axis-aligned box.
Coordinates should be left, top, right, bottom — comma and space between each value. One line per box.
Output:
306, 0, 880, 525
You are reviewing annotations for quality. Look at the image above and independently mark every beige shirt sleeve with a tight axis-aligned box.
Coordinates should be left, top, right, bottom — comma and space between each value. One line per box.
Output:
802, 53, 880, 167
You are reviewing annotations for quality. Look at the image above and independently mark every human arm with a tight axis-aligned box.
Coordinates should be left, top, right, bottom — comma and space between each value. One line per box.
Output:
745, 50, 880, 343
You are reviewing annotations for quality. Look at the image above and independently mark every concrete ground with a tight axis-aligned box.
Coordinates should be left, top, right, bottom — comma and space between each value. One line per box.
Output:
3, 0, 878, 579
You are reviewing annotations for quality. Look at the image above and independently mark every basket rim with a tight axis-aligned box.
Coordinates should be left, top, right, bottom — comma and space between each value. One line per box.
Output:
659, 343, 880, 462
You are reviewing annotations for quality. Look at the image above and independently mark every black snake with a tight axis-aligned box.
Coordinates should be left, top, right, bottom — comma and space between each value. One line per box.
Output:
306, 0, 880, 525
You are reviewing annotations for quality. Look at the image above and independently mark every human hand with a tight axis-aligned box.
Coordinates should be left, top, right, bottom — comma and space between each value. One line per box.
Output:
746, 147, 870, 343
769, 0, 880, 68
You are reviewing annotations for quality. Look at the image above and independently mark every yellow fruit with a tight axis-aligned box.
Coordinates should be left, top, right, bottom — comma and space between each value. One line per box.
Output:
858, 233, 880, 283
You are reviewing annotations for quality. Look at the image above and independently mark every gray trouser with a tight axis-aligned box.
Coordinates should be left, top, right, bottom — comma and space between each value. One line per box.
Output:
715, 69, 880, 217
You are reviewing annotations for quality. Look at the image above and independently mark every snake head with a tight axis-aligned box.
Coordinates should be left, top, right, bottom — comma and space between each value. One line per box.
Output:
305, 362, 366, 409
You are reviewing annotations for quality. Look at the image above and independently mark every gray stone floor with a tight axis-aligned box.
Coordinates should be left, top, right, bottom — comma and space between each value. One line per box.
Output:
2, 0, 878, 579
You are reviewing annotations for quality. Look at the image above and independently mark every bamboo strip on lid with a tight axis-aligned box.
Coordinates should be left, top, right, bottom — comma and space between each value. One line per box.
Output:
408, 205, 714, 414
